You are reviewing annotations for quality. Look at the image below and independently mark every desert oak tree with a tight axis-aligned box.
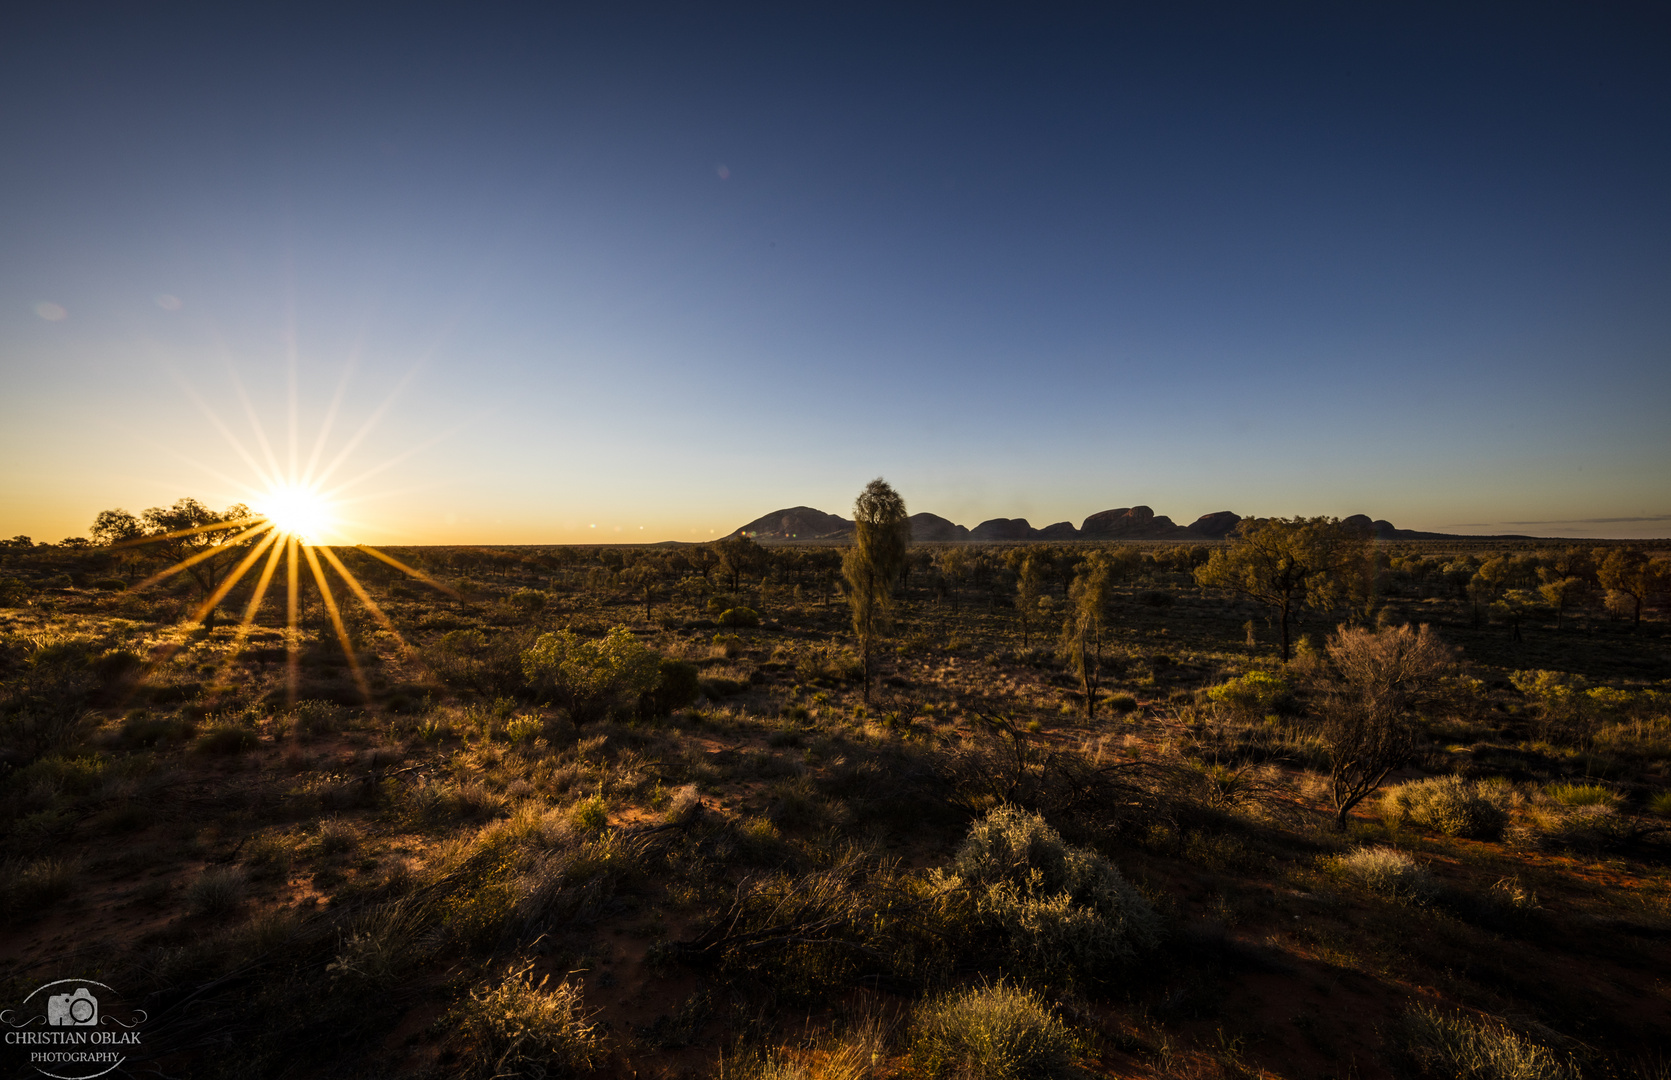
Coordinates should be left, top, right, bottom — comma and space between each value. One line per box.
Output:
843, 478, 910, 703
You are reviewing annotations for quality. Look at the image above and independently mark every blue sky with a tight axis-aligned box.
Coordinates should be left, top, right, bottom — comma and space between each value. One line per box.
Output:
3, 3, 1668, 543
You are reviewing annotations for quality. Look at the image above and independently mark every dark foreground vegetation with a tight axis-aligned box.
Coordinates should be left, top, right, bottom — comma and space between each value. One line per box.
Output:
1, 508, 1669, 1080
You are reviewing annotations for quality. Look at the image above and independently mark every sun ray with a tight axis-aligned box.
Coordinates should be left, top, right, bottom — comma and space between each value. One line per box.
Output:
122, 360, 470, 711
354, 545, 462, 599
227, 365, 286, 494
172, 368, 279, 493
185, 528, 281, 627
204, 529, 290, 692
110, 514, 264, 551
301, 358, 356, 487
315, 545, 410, 652
308, 367, 421, 492
303, 543, 369, 699
125, 520, 273, 593
286, 534, 301, 706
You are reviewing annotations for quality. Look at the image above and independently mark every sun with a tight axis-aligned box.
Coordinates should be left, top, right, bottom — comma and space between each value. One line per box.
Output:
257, 484, 334, 543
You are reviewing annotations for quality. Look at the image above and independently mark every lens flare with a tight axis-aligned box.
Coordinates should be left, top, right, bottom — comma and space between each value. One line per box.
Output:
112, 362, 461, 707
257, 484, 333, 543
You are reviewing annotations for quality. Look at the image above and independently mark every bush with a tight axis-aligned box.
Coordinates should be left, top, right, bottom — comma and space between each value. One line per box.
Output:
1391, 1005, 1577, 1080
940, 806, 1162, 982
1545, 782, 1619, 808
1384, 777, 1508, 840
508, 588, 547, 613
1206, 670, 1291, 719
1332, 847, 1436, 903
194, 722, 260, 755
647, 659, 700, 717
717, 606, 761, 628
521, 626, 661, 723
451, 962, 603, 1077
0, 857, 78, 921
909, 982, 1082, 1080
185, 867, 248, 916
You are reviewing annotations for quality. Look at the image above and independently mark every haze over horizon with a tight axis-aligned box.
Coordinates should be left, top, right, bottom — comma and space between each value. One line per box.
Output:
3, 4, 1669, 545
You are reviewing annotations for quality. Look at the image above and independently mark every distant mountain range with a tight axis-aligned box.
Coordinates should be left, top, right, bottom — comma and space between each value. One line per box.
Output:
727, 505, 1491, 543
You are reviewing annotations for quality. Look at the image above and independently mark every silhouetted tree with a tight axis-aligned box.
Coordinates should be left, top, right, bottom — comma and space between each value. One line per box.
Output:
843, 478, 910, 703
118, 498, 254, 630
715, 534, 767, 593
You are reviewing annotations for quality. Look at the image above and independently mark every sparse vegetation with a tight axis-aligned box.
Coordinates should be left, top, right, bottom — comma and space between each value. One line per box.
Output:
1, 516, 1667, 1078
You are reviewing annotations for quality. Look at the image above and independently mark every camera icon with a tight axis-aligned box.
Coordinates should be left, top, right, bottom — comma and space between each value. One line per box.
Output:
46, 987, 99, 1026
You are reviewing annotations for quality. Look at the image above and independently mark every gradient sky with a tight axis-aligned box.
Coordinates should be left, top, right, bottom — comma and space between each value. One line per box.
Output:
3, 2, 1668, 544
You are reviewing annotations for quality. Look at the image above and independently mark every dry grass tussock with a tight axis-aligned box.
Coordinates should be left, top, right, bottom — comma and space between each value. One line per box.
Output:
908, 982, 1083, 1080
449, 960, 604, 1078
1383, 775, 1511, 839
1331, 846, 1437, 903
1392, 1005, 1578, 1080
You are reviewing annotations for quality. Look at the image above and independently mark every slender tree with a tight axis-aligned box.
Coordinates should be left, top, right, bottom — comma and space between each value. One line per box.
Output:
1057, 552, 1114, 719
1014, 554, 1049, 648
842, 478, 910, 703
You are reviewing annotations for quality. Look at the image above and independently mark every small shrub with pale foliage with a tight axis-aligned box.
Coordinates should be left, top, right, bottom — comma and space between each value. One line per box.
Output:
1332, 846, 1436, 903
1393, 1005, 1577, 1080
452, 961, 602, 1078
909, 982, 1081, 1080
939, 805, 1162, 982
1383, 776, 1508, 839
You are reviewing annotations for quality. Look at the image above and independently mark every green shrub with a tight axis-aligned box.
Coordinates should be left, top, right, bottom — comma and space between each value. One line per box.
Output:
1383, 777, 1508, 839
451, 962, 603, 1077
1332, 847, 1436, 903
908, 982, 1082, 1080
1647, 791, 1671, 817
717, 606, 761, 628
521, 626, 660, 723
1206, 670, 1290, 719
940, 805, 1162, 982
1392, 1005, 1577, 1080
570, 794, 609, 833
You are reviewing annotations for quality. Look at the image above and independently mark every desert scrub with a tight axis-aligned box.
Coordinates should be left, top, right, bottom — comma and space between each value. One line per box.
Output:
1206, 669, 1290, 720
908, 982, 1082, 1080
1383, 776, 1509, 839
185, 867, 248, 916
938, 805, 1163, 983
1544, 782, 1620, 809
451, 961, 603, 1077
1331, 846, 1436, 903
1391, 1005, 1577, 1080
0, 857, 79, 920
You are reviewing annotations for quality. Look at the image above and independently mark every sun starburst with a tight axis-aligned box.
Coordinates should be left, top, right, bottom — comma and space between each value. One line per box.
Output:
115, 363, 459, 706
